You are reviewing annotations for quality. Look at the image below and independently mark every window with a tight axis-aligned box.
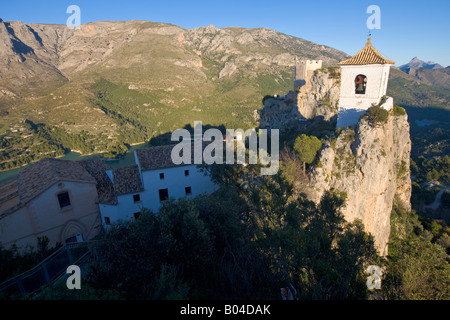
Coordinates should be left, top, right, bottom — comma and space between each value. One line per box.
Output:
57, 192, 71, 208
65, 235, 77, 244
133, 194, 141, 203
185, 187, 192, 196
159, 173, 165, 180
159, 189, 169, 202
66, 233, 83, 243
185, 170, 190, 176
134, 211, 141, 220
104, 217, 111, 225
355, 74, 367, 94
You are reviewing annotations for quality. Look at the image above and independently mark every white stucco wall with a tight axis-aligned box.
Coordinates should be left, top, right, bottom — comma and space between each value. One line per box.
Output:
140, 164, 218, 213
338, 64, 391, 110
99, 164, 218, 228
99, 192, 144, 227
0, 181, 101, 250
337, 64, 392, 128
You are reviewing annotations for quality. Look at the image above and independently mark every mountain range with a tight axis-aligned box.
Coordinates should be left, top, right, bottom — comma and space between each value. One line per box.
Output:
399, 57, 444, 71
0, 19, 349, 135
396, 57, 450, 91
0, 19, 449, 165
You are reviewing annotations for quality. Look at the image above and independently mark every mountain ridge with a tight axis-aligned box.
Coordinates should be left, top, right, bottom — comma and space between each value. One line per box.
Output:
0, 18, 448, 172
399, 56, 444, 71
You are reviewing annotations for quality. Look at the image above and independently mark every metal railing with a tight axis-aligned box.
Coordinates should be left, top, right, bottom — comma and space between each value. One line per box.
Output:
0, 241, 96, 298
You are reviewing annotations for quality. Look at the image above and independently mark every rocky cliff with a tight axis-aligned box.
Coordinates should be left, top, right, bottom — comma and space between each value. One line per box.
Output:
296, 68, 340, 121
307, 110, 412, 255
259, 69, 340, 131
260, 69, 411, 255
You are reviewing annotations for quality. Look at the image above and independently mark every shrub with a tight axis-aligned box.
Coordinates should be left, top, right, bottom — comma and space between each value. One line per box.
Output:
393, 105, 407, 116
363, 105, 389, 126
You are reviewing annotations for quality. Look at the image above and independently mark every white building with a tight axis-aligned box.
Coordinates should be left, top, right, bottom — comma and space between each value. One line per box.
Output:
0, 158, 103, 250
0, 144, 219, 248
97, 144, 218, 228
336, 38, 395, 128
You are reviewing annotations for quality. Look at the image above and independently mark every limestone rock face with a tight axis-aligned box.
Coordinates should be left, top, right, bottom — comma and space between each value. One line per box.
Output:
259, 70, 340, 131
296, 69, 340, 121
308, 111, 412, 255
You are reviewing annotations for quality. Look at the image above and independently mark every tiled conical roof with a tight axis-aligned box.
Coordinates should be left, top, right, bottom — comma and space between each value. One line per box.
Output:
339, 38, 395, 65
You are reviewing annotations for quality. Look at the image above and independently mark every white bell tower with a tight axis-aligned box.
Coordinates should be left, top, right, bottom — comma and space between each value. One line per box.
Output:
336, 38, 395, 128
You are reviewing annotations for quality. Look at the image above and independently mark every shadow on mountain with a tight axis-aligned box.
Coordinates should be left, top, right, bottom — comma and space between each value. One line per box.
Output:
403, 106, 450, 128
147, 123, 228, 147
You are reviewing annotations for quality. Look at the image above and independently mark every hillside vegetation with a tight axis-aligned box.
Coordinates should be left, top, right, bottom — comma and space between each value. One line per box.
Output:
0, 19, 449, 174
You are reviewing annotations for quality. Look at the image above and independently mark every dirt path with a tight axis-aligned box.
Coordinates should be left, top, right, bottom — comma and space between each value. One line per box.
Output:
425, 186, 450, 210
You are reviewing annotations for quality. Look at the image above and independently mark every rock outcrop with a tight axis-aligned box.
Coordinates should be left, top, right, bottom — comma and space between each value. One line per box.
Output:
259, 69, 340, 131
259, 66, 412, 255
307, 110, 412, 255
296, 68, 340, 121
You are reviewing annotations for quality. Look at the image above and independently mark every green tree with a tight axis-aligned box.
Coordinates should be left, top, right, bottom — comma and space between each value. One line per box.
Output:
293, 134, 322, 174
87, 200, 212, 299
248, 172, 380, 300
384, 202, 450, 300
384, 238, 450, 300
363, 105, 389, 126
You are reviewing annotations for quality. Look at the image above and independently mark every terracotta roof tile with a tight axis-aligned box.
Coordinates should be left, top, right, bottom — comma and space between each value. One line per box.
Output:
112, 165, 143, 196
135, 142, 212, 172
136, 144, 178, 171
79, 157, 117, 205
339, 38, 394, 66
17, 158, 96, 205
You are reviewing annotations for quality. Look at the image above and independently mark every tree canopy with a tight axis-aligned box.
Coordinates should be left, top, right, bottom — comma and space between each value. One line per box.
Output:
293, 134, 322, 173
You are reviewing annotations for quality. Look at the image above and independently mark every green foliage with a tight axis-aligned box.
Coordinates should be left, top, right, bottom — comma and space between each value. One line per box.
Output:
0, 240, 62, 284
0, 119, 112, 171
387, 75, 450, 110
36, 280, 124, 300
393, 105, 406, 116
411, 182, 441, 208
413, 155, 450, 185
80, 163, 380, 300
327, 66, 340, 80
293, 134, 322, 173
396, 160, 408, 180
86, 192, 279, 300
385, 202, 450, 299
248, 172, 380, 299
362, 105, 389, 126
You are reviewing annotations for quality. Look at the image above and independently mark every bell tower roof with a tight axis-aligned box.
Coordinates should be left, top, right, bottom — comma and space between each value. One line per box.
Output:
339, 38, 395, 66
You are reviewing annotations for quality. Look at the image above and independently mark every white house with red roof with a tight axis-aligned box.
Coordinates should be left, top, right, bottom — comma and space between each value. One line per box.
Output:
98, 144, 218, 228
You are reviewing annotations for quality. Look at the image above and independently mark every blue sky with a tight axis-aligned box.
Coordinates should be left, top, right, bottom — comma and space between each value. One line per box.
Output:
2, 0, 449, 67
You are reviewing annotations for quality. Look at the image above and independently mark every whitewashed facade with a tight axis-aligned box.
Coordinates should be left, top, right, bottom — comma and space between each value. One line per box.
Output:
336, 38, 394, 128
98, 144, 218, 228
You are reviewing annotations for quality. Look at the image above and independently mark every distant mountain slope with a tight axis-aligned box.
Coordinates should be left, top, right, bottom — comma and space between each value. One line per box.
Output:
0, 19, 349, 137
388, 67, 450, 109
0, 18, 448, 172
399, 57, 444, 71
399, 66, 450, 91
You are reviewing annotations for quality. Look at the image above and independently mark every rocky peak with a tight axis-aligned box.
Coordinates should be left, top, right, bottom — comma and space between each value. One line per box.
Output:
307, 109, 411, 255
259, 69, 340, 131
399, 57, 443, 70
